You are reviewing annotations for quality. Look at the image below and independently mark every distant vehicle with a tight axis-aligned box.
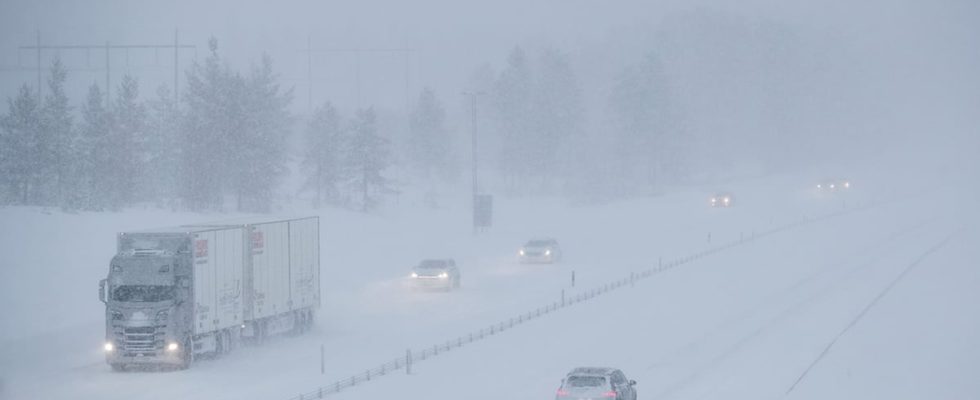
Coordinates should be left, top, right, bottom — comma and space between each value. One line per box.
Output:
518, 238, 562, 264
99, 217, 320, 371
816, 179, 851, 193
710, 192, 735, 207
410, 259, 461, 290
556, 367, 637, 400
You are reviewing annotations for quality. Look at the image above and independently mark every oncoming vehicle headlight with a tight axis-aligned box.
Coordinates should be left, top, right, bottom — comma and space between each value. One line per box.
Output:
545, 249, 551, 256
724, 197, 730, 202
166, 342, 179, 352
438, 272, 449, 279
104, 342, 115, 352
411, 272, 418, 278
519, 249, 525, 256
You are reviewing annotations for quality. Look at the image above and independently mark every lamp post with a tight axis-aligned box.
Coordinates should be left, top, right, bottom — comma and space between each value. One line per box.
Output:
462, 90, 485, 233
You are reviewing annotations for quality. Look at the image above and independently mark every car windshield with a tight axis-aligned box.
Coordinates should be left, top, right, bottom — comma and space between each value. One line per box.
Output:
418, 260, 447, 269
526, 240, 552, 247
565, 376, 607, 388
112, 285, 175, 302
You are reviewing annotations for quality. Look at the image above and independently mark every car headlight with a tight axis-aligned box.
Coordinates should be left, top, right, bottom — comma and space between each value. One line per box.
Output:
438, 272, 449, 279
711, 198, 717, 203
519, 249, 525, 256
411, 272, 418, 278
545, 249, 551, 255
166, 342, 179, 352
104, 342, 115, 352
830, 184, 835, 188
724, 197, 730, 202
844, 182, 850, 188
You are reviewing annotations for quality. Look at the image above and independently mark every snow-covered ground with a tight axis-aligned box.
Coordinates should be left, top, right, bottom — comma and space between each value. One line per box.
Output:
0, 171, 977, 400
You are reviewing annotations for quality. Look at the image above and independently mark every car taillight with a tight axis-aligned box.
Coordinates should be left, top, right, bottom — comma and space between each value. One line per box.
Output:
603, 391, 617, 398
556, 389, 569, 397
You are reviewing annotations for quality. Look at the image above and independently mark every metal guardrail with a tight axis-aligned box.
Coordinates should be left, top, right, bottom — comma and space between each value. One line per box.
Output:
285, 201, 875, 400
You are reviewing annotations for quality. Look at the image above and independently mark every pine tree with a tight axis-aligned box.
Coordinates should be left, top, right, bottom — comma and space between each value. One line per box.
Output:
232, 54, 292, 212
107, 75, 145, 209
531, 48, 583, 186
77, 83, 113, 210
491, 46, 535, 188
609, 52, 671, 192
408, 88, 453, 182
345, 107, 392, 212
181, 37, 234, 210
144, 84, 182, 206
40, 57, 75, 207
0, 85, 43, 204
302, 101, 345, 207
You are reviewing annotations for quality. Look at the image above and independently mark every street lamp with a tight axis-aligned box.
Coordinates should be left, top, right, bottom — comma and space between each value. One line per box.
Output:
462, 90, 486, 233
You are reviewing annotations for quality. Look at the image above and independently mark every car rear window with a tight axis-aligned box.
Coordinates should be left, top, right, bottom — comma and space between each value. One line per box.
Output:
566, 376, 607, 388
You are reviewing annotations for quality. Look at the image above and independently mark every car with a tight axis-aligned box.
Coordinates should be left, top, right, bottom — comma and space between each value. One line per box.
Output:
556, 367, 637, 400
816, 179, 851, 193
410, 259, 460, 291
710, 192, 735, 207
518, 238, 562, 264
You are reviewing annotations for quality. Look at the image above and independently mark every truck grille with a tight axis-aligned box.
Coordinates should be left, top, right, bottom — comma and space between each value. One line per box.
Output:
119, 326, 165, 354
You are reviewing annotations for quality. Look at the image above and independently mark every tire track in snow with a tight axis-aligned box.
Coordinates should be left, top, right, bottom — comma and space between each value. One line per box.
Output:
648, 218, 935, 400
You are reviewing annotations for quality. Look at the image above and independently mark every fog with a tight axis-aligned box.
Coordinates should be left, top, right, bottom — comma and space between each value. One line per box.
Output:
0, 1, 978, 399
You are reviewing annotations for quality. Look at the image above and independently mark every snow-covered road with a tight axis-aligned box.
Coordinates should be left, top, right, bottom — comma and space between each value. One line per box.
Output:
1, 174, 976, 400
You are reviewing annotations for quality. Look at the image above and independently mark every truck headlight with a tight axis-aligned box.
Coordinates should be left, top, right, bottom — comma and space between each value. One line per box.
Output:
519, 249, 525, 256
166, 342, 179, 352
104, 342, 115, 352
545, 250, 551, 256
411, 272, 418, 278
438, 272, 449, 279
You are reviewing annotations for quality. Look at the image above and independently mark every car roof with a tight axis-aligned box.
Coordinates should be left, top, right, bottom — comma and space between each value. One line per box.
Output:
568, 367, 617, 376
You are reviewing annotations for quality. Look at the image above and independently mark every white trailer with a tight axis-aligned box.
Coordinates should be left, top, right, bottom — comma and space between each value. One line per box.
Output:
99, 216, 320, 370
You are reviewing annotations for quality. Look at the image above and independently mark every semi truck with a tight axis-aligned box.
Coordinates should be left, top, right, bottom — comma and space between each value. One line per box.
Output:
98, 216, 320, 370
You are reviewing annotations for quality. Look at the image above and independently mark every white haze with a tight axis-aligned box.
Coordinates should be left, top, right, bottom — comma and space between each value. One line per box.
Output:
0, 1, 978, 400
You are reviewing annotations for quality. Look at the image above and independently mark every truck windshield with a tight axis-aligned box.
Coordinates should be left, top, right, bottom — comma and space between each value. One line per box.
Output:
112, 285, 175, 302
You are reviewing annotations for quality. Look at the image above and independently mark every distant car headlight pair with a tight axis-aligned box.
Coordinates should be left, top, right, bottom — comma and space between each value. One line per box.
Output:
438, 272, 449, 279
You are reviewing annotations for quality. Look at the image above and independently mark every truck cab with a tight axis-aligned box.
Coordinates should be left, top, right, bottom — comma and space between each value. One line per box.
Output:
100, 235, 194, 370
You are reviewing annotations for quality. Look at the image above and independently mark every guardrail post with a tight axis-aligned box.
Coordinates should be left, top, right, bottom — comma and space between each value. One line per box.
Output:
561, 289, 565, 306
320, 344, 325, 375
571, 270, 575, 287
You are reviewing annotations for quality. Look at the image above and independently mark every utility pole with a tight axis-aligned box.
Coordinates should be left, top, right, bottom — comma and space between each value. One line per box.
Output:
36, 30, 41, 103
462, 90, 485, 233
307, 35, 313, 113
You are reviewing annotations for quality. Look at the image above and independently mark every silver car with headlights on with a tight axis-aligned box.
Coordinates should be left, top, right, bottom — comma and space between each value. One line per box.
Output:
710, 192, 735, 207
518, 238, 562, 264
410, 259, 460, 291
556, 367, 637, 400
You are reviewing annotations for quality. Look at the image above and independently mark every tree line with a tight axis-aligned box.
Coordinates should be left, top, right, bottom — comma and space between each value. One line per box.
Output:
0, 38, 459, 212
